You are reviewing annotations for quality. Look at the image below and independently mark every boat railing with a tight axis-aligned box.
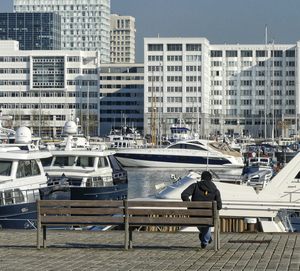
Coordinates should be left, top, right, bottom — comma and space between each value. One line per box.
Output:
0, 187, 41, 206
86, 175, 114, 187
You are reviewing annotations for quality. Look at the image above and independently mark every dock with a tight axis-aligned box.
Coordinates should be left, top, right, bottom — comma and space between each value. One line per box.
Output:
1, 230, 299, 270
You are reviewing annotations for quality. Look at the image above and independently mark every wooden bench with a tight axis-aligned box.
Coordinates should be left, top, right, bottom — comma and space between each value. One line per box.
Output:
126, 200, 220, 251
36, 200, 126, 249
36, 200, 220, 251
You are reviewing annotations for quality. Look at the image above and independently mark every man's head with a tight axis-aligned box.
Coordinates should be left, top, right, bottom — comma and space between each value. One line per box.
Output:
201, 171, 212, 181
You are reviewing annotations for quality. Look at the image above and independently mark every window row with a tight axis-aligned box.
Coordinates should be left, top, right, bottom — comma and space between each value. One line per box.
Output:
148, 44, 201, 52
186, 107, 201, 113
67, 80, 98, 86
0, 103, 97, 109
100, 92, 133, 97
0, 68, 30, 74
100, 76, 144, 80
100, 118, 143, 122
100, 84, 143, 89
100, 101, 143, 106
211, 50, 295, 58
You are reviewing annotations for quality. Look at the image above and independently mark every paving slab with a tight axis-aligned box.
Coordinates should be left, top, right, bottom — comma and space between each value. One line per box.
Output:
0, 230, 299, 270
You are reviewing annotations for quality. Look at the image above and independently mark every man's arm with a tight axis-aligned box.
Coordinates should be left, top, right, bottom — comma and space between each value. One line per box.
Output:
215, 189, 222, 210
181, 184, 195, 201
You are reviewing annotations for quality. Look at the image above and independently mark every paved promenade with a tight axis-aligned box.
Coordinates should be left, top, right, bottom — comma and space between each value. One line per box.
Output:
0, 230, 299, 270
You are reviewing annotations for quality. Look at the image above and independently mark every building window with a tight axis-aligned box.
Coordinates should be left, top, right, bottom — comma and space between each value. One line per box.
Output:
211, 51, 222, 57
148, 44, 163, 51
186, 44, 201, 51
286, 50, 295, 57
167, 44, 182, 51
241, 50, 252, 57
271, 50, 283, 57
226, 51, 237, 57
256, 50, 267, 57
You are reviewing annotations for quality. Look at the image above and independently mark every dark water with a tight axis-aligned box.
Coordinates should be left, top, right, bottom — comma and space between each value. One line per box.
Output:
126, 167, 243, 199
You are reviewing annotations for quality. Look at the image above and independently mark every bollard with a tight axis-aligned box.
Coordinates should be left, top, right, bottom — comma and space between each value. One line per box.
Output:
244, 218, 257, 232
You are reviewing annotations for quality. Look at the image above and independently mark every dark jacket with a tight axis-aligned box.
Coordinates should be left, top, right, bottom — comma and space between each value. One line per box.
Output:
181, 180, 222, 210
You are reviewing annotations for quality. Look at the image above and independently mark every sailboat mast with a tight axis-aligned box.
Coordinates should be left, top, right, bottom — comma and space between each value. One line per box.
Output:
264, 24, 267, 139
151, 73, 154, 146
272, 38, 275, 144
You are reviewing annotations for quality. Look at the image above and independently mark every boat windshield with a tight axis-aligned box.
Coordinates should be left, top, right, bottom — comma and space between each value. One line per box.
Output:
54, 156, 76, 167
0, 161, 12, 176
168, 143, 206, 151
76, 156, 95, 167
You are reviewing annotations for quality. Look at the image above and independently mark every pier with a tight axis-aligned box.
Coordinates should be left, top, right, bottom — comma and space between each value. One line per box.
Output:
1, 230, 299, 270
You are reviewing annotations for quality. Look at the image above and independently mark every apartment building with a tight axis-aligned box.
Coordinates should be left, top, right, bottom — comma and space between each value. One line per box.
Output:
144, 37, 299, 138
110, 14, 136, 63
13, 0, 110, 63
100, 63, 144, 136
0, 40, 100, 137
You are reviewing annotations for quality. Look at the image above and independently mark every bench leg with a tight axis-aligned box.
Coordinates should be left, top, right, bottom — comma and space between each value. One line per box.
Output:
43, 226, 46, 248
129, 226, 133, 249
37, 223, 40, 249
125, 224, 128, 250
214, 228, 217, 252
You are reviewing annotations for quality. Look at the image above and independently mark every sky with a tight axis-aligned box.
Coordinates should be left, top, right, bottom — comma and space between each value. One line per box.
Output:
2, 0, 300, 62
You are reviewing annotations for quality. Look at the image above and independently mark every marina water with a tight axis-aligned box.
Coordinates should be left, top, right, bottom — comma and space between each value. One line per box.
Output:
127, 167, 243, 199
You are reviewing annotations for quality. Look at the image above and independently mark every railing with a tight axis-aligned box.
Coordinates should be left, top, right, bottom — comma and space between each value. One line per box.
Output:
0, 188, 41, 206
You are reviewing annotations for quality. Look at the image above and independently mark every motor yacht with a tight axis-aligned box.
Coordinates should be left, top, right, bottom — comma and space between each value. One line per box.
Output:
145, 150, 300, 232
114, 139, 244, 168
0, 127, 52, 229
40, 121, 128, 201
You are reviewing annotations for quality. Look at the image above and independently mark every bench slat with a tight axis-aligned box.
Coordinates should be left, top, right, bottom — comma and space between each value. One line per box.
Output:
127, 209, 213, 216
128, 201, 212, 208
40, 208, 124, 215
40, 215, 124, 224
128, 216, 213, 225
39, 200, 124, 207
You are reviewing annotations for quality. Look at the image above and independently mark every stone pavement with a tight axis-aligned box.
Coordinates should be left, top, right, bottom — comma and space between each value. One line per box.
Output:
0, 230, 299, 270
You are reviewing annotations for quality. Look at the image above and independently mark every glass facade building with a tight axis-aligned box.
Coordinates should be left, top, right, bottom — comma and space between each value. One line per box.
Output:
0, 13, 61, 50
14, 0, 111, 63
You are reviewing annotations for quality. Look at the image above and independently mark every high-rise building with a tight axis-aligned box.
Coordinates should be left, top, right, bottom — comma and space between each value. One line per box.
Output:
13, 0, 110, 63
110, 14, 135, 63
144, 37, 299, 139
0, 40, 100, 137
0, 13, 61, 50
100, 63, 144, 136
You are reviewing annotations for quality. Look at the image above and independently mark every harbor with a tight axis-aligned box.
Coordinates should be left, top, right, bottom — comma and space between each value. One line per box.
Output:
0, 230, 299, 270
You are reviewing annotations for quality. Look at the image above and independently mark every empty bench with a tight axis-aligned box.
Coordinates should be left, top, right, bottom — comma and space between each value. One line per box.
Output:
36, 200, 126, 249
36, 200, 220, 251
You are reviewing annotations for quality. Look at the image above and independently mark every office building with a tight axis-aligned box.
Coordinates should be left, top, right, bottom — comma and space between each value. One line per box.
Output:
110, 14, 136, 63
144, 37, 298, 139
100, 63, 144, 136
0, 40, 100, 137
13, 0, 110, 63
0, 12, 61, 50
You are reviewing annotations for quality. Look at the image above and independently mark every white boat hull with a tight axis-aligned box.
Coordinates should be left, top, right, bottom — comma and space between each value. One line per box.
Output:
115, 156, 243, 168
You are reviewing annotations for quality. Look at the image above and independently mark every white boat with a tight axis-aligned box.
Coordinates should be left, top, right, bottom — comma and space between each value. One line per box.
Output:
0, 109, 15, 144
114, 139, 244, 168
0, 126, 52, 229
149, 150, 300, 232
241, 156, 274, 187
40, 121, 128, 201
226, 136, 256, 154
105, 125, 147, 150
166, 115, 198, 143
